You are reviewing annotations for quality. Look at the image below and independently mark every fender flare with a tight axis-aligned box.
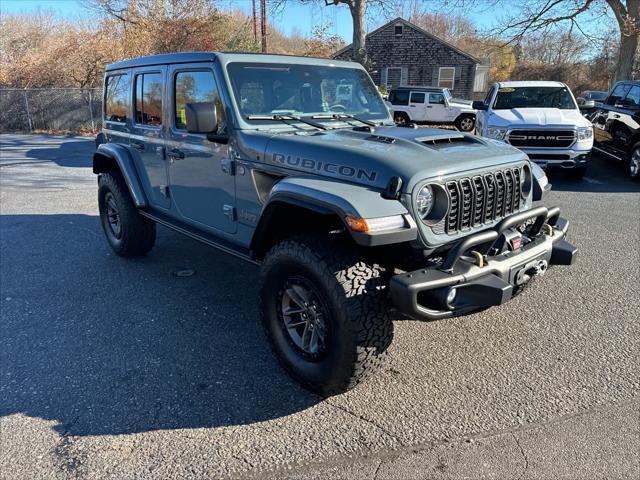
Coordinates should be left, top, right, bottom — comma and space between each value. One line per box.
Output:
93, 143, 148, 208
254, 175, 417, 248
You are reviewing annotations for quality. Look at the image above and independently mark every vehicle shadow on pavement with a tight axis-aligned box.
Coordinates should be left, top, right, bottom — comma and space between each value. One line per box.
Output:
2, 135, 93, 168
547, 153, 640, 193
0, 213, 320, 437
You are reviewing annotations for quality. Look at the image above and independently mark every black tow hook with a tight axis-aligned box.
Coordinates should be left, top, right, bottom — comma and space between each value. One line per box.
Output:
551, 239, 578, 265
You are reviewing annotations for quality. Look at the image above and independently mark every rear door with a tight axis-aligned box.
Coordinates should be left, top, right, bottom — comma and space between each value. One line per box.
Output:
166, 63, 236, 234
131, 66, 170, 209
592, 82, 631, 156
426, 92, 448, 122
408, 91, 427, 121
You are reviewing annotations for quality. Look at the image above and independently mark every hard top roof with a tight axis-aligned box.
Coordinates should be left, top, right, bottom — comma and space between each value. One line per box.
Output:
389, 86, 444, 92
105, 52, 359, 71
496, 81, 567, 88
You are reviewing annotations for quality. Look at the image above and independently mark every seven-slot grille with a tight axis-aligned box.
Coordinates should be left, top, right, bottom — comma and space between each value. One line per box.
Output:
443, 168, 522, 234
507, 129, 575, 148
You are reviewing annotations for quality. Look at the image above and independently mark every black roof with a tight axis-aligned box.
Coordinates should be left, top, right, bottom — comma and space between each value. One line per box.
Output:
389, 86, 444, 92
106, 52, 217, 71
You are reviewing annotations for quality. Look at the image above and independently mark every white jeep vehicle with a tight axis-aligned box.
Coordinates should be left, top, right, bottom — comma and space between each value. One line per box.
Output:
386, 86, 476, 132
473, 81, 594, 179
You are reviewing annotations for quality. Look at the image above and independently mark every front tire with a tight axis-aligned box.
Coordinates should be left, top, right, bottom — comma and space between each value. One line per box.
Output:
260, 235, 393, 396
98, 171, 156, 256
393, 112, 410, 125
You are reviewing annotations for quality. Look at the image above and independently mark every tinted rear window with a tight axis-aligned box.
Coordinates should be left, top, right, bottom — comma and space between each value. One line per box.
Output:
105, 74, 131, 123
135, 73, 163, 126
389, 90, 409, 106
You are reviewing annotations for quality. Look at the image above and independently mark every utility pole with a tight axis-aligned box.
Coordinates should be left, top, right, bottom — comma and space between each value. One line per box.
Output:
252, 0, 257, 44
260, 0, 267, 53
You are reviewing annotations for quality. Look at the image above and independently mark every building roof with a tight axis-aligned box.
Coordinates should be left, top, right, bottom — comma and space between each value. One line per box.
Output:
333, 17, 480, 64
106, 51, 358, 71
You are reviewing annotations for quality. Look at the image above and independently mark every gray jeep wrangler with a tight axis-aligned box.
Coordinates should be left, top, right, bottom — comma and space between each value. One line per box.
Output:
94, 52, 577, 396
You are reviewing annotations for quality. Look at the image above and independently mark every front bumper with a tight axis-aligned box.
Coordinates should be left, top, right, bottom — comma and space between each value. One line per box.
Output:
523, 148, 591, 169
390, 206, 577, 320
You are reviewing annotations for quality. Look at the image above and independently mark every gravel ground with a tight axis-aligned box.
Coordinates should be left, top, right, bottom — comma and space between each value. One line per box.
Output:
0, 134, 638, 479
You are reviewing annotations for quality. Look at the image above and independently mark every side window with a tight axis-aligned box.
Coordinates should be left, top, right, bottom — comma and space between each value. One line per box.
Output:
438, 67, 455, 90
429, 93, 445, 105
623, 85, 640, 107
104, 73, 131, 123
607, 83, 631, 105
410, 92, 425, 103
390, 90, 409, 106
134, 73, 163, 126
174, 70, 223, 132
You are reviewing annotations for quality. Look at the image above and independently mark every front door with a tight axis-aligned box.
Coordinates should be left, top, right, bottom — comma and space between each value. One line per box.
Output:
166, 64, 236, 234
427, 92, 448, 122
130, 66, 170, 209
408, 91, 427, 121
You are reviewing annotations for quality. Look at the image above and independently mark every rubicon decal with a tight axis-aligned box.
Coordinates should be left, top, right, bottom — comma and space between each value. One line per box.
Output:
272, 153, 378, 182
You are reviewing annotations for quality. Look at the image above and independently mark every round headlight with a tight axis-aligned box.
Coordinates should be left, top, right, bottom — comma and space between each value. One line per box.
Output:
416, 185, 434, 218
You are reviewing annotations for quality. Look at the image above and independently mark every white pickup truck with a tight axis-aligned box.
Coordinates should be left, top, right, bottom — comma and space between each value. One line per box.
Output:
473, 81, 594, 179
386, 86, 477, 131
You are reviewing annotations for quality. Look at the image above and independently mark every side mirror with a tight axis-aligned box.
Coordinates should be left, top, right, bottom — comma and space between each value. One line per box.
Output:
580, 99, 595, 110
185, 102, 228, 144
576, 97, 585, 106
186, 102, 217, 134
472, 101, 488, 111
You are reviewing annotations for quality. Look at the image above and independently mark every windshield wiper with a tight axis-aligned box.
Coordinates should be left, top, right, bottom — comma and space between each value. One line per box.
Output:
246, 114, 328, 130
311, 113, 377, 127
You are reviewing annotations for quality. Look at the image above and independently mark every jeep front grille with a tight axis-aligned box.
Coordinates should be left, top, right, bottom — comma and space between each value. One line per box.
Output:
507, 129, 575, 149
442, 168, 522, 234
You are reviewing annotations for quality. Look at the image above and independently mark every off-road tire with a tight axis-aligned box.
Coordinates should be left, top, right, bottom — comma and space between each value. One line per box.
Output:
394, 112, 410, 125
455, 114, 475, 132
260, 234, 393, 396
98, 171, 156, 256
566, 166, 587, 180
629, 143, 640, 181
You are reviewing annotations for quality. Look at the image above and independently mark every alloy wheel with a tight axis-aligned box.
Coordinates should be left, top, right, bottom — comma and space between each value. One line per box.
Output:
278, 277, 328, 359
631, 149, 640, 177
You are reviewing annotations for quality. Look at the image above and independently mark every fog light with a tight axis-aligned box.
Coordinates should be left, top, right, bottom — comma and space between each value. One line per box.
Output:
447, 288, 457, 306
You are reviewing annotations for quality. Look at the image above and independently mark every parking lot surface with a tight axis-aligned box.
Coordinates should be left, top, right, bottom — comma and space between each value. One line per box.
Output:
1, 134, 639, 479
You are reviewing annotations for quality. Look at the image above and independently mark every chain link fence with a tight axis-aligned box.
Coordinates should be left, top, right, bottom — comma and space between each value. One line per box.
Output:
0, 88, 103, 133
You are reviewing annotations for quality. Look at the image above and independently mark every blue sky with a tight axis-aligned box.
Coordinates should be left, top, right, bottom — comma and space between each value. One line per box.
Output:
1, 0, 501, 41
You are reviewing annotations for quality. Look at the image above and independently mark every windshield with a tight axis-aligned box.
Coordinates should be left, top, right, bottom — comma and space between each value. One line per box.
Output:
443, 88, 452, 100
493, 86, 576, 110
586, 91, 607, 101
226, 62, 389, 123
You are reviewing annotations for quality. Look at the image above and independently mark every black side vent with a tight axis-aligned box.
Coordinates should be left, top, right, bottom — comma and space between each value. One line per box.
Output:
367, 135, 396, 144
419, 135, 480, 147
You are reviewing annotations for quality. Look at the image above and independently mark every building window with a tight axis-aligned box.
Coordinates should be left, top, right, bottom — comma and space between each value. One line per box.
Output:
394, 24, 403, 36
438, 67, 455, 90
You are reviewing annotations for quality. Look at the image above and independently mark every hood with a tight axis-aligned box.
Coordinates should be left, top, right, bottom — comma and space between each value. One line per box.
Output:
254, 126, 527, 193
451, 97, 473, 106
489, 108, 591, 128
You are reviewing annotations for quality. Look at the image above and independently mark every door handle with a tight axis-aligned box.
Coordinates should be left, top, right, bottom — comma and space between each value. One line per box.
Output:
613, 114, 621, 118
131, 141, 144, 151
168, 148, 185, 160
426, 106, 433, 108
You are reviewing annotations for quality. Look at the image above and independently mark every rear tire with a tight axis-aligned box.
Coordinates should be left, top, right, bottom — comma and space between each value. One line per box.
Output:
98, 171, 156, 256
455, 114, 475, 132
260, 235, 393, 396
394, 112, 410, 125
629, 144, 640, 181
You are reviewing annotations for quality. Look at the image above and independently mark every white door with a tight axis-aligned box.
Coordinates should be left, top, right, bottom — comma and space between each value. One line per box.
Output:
408, 91, 427, 120
427, 92, 448, 122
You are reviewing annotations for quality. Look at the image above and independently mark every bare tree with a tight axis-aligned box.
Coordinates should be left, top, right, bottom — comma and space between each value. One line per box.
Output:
490, 0, 639, 81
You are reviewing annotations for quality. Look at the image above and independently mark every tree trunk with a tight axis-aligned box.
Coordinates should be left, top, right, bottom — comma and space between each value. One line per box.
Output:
615, 31, 638, 81
349, 0, 367, 66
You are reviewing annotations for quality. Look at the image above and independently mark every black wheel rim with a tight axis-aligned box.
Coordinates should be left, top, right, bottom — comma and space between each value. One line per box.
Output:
277, 277, 329, 360
104, 192, 122, 239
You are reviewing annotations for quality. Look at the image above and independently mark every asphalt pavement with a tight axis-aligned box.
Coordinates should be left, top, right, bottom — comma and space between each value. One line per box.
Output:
0, 134, 638, 479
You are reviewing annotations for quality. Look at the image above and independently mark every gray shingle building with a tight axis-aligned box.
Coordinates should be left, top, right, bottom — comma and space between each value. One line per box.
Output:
333, 17, 489, 99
